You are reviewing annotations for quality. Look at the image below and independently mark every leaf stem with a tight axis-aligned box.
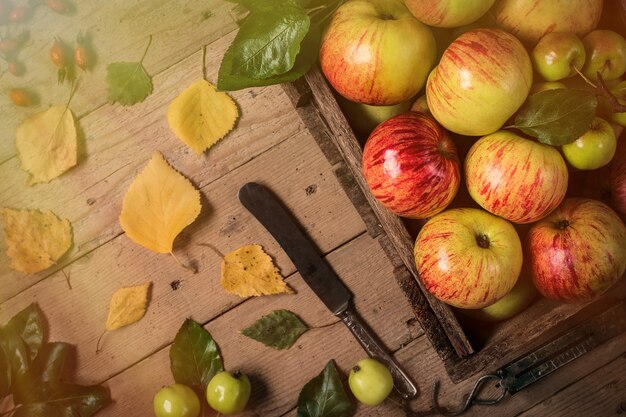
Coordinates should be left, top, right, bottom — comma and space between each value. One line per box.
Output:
311, 319, 341, 330
64, 77, 80, 112
201, 45, 207, 81
139, 34, 153, 65
61, 269, 72, 290
95, 330, 107, 353
170, 251, 198, 274
197, 242, 225, 259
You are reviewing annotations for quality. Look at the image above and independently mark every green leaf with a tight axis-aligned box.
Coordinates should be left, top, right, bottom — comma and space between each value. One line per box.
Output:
11, 382, 111, 417
0, 344, 12, 398
217, 21, 320, 91
170, 319, 223, 391
512, 89, 598, 146
106, 61, 153, 105
13, 342, 71, 404
6, 303, 44, 361
241, 309, 309, 350
0, 327, 30, 388
297, 360, 352, 417
226, 0, 300, 11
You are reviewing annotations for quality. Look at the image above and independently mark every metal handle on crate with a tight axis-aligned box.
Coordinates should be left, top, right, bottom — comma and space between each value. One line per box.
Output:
337, 306, 418, 400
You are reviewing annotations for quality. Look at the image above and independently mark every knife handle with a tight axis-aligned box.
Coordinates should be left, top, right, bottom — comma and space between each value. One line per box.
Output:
337, 307, 418, 399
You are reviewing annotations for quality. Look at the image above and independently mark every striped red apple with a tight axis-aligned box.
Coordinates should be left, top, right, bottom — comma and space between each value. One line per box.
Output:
404, 0, 495, 28
426, 28, 533, 136
362, 112, 460, 219
465, 130, 568, 224
319, 0, 436, 105
414, 208, 523, 309
609, 136, 626, 218
528, 198, 626, 303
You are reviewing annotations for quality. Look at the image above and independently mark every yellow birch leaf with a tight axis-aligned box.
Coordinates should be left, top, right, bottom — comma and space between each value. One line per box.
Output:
105, 282, 152, 331
1, 208, 73, 274
221, 244, 293, 297
15, 105, 77, 185
119, 152, 201, 254
167, 79, 239, 155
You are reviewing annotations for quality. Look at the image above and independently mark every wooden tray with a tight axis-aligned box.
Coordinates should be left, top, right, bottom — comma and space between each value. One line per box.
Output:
281, 67, 626, 383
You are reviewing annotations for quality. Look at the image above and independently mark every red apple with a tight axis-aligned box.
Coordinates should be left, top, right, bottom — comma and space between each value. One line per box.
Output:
414, 207, 523, 309
319, 0, 436, 105
491, 0, 603, 44
426, 28, 533, 136
362, 112, 460, 219
528, 198, 626, 303
609, 136, 626, 217
581, 30, 626, 81
404, 0, 495, 28
465, 130, 569, 224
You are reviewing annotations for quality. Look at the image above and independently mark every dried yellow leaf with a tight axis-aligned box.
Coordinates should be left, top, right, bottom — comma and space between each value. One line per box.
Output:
221, 244, 293, 297
15, 105, 77, 185
106, 282, 151, 331
167, 79, 239, 154
119, 152, 201, 254
1, 208, 73, 274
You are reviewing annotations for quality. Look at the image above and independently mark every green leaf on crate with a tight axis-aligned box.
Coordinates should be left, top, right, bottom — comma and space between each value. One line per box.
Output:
0, 327, 30, 387
220, 6, 309, 79
170, 319, 224, 391
297, 360, 352, 417
11, 382, 111, 417
106, 35, 154, 106
6, 303, 43, 361
0, 346, 11, 398
217, 20, 321, 91
512, 89, 598, 146
241, 309, 309, 350
12, 342, 71, 403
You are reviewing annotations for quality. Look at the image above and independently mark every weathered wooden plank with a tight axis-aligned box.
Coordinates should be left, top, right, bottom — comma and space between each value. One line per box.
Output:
85, 233, 418, 416
0, 128, 370, 380
0, 0, 240, 161
0, 35, 307, 302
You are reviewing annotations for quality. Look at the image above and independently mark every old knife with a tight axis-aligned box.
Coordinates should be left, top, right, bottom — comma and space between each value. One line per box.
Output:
238, 181, 418, 400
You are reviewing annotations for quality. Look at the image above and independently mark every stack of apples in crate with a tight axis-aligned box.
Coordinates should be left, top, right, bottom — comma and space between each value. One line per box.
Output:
319, 0, 626, 322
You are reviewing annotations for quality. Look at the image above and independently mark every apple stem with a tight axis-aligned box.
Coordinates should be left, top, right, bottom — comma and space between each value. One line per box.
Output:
556, 219, 570, 230
572, 65, 597, 89
352, 365, 361, 373
233, 370, 242, 379
475, 234, 490, 249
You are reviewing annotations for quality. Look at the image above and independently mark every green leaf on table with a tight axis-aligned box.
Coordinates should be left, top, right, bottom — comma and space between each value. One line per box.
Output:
218, 21, 321, 91
0, 343, 12, 398
217, 5, 310, 89
512, 89, 598, 146
13, 342, 71, 404
241, 309, 309, 350
6, 303, 43, 361
0, 327, 30, 389
297, 360, 352, 417
226, 0, 299, 11
11, 382, 111, 417
106, 35, 154, 106
170, 319, 223, 391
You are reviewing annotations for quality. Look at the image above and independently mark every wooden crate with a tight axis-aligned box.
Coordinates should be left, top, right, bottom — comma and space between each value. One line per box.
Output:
281, 67, 626, 383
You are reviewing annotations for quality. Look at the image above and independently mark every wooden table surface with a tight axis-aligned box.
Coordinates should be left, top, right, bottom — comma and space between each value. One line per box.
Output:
1, 2, 624, 416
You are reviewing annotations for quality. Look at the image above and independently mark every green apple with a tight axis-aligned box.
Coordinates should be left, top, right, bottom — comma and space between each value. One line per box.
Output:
582, 30, 626, 81
319, 0, 436, 105
491, 0, 603, 44
529, 81, 566, 95
348, 358, 394, 406
562, 117, 617, 170
426, 28, 532, 136
404, 0, 495, 28
153, 384, 200, 417
609, 80, 626, 127
336, 95, 412, 136
459, 274, 537, 322
414, 208, 523, 309
531, 32, 586, 81
206, 371, 251, 415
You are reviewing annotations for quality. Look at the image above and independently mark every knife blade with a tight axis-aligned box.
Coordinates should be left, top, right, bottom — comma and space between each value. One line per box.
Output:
238, 182, 418, 399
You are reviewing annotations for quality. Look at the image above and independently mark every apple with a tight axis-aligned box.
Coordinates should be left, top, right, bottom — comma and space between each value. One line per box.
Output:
529, 81, 566, 95
414, 208, 523, 309
562, 117, 617, 170
410, 94, 429, 114
465, 130, 569, 224
426, 28, 533, 136
491, 0, 603, 44
404, 0, 495, 28
581, 30, 626, 81
458, 273, 537, 322
362, 112, 460, 219
348, 358, 393, 406
528, 198, 626, 303
336, 95, 412, 136
531, 32, 586, 81
609, 136, 626, 217
319, 0, 436, 105
609, 80, 626, 127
